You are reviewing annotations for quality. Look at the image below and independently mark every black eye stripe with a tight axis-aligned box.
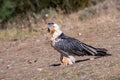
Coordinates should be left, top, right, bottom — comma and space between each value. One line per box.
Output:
48, 22, 54, 25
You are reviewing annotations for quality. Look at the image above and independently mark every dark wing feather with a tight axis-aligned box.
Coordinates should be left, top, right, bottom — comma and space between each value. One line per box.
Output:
54, 33, 109, 56
55, 36, 85, 56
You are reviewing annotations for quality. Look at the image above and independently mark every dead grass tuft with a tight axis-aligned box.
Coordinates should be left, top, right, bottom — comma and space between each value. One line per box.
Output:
0, 28, 40, 41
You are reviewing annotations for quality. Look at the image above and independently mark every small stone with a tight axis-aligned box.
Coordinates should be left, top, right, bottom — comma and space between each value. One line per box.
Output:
45, 14, 49, 17
7, 64, 12, 69
37, 68, 43, 71
27, 60, 32, 64
78, 33, 82, 36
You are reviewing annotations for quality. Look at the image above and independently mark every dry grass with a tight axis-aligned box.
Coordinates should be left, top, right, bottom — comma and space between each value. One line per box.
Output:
0, 29, 40, 41
0, 0, 120, 80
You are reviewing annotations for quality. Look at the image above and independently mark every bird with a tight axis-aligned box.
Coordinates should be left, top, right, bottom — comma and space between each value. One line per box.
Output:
47, 22, 110, 66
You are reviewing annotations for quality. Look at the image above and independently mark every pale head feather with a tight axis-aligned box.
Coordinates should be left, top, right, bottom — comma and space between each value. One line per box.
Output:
48, 23, 62, 40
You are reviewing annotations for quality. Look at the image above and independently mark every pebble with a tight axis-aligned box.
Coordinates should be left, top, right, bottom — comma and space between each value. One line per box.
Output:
37, 68, 43, 72
78, 33, 82, 36
7, 64, 12, 69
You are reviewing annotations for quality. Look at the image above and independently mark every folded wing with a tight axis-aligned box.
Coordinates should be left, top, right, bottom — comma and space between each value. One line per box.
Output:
55, 34, 109, 56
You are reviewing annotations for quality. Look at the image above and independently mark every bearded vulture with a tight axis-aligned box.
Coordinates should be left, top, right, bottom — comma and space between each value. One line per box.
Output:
47, 22, 110, 66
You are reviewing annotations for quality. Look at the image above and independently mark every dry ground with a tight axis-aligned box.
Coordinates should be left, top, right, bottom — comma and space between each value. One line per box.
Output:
0, 0, 120, 80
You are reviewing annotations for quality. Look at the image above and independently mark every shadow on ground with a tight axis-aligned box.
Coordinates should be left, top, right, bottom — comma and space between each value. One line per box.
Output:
50, 55, 111, 67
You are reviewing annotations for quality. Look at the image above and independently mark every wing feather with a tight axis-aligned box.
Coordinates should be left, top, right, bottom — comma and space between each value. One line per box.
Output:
55, 37, 85, 56
53, 33, 108, 56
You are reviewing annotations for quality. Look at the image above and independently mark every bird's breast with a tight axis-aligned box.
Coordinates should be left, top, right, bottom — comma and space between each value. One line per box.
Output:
51, 38, 62, 47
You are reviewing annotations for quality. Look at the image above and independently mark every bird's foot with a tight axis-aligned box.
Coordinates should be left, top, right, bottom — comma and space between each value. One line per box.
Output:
61, 57, 73, 66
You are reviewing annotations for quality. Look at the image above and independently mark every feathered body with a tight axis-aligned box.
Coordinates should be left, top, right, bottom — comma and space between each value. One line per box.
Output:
47, 23, 109, 66
54, 33, 108, 56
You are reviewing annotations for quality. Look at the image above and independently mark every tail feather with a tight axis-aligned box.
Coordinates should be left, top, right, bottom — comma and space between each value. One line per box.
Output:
96, 48, 111, 56
81, 43, 110, 56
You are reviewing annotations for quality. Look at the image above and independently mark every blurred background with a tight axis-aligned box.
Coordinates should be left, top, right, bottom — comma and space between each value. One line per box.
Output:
0, 0, 119, 40
0, 0, 110, 40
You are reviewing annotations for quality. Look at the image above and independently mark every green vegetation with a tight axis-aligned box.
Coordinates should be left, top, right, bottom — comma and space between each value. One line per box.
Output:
0, 0, 16, 24
0, 0, 105, 40
0, 0, 105, 25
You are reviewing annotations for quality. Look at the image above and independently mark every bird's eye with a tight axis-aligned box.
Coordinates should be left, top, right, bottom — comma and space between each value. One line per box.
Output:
48, 23, 54, 25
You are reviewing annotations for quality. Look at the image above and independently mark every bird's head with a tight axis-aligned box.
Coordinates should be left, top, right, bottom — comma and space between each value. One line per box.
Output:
47, 23, 62, 39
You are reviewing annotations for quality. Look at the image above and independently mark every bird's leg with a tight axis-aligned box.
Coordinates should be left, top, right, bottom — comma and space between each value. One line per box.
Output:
60, 54, 67, 65
61, 56, 73, 66
60, 54, 63, 62
61, 56, 69, 66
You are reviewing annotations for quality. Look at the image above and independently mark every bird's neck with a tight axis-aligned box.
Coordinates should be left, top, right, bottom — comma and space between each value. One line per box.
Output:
51, 30, 62, 41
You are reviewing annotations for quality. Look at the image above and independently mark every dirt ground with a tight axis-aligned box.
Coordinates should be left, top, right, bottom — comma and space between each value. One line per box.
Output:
0, 1, 120, 80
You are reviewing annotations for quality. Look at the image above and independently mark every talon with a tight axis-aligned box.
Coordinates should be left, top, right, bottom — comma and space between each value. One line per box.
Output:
61, 57, 72, 66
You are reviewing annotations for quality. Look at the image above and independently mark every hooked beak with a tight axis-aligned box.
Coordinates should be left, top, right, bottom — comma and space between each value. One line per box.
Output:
47, 22, 54, 33
47, 28, 50, 32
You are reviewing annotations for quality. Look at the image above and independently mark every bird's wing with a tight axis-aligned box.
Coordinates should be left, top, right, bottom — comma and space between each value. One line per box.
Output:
55, 34, 108, 56
55, 37, 85, 56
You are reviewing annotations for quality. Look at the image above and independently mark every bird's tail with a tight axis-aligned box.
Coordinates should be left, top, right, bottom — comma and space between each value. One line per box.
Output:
81, 43, 111, 56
